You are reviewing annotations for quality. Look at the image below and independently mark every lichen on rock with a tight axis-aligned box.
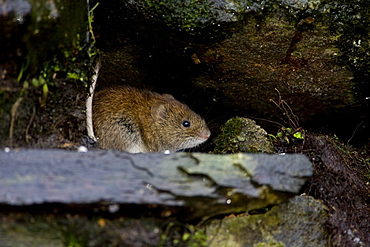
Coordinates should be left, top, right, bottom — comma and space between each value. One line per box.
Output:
214, 117, 275, 154
205, 195, 329, 247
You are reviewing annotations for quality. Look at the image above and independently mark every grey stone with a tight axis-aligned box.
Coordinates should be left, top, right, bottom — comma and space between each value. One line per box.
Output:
206, 195, 329, 247
0, 149, 312, 219
214, 117, 275, 154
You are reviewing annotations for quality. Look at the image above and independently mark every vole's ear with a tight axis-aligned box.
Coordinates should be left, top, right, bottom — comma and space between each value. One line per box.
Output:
151, 101, 169, 120
161, 94, 175, 102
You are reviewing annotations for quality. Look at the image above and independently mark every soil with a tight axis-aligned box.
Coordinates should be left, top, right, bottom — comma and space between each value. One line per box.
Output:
0, 71, 87, 149
302, 134, 370, 246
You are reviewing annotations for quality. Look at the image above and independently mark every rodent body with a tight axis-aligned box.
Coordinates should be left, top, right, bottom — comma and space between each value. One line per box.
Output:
92, 86, 210, 153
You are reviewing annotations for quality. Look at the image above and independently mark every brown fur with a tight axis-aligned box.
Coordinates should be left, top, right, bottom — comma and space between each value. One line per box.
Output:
93, 86, 210, 153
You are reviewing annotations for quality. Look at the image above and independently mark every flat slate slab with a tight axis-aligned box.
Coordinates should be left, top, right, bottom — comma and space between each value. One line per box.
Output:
0, 149, 313, 219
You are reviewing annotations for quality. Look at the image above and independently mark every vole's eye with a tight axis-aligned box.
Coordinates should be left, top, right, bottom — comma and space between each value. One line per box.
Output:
182, 120, 191, 128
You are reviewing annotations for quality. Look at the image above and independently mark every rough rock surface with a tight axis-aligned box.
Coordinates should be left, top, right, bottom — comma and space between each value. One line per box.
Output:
0, 149, 312, 219
206, 195, 329, 247
214, 117, 275, 154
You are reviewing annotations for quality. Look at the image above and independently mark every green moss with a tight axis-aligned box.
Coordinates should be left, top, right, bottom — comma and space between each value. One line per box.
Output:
214, 117, 275, 154
254, 241, 285, 247
205, 196, 329, 246
140, 0, 233, 32
213, 117, 243, 154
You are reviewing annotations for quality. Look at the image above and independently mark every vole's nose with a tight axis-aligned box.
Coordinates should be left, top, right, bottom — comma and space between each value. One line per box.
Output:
199, 129, 211, 140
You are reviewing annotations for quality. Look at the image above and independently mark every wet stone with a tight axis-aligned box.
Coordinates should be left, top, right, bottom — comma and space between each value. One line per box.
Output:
0, 149, 312, 220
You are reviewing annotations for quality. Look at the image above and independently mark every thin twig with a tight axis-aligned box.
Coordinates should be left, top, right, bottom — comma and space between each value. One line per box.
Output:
270, 88, 300, 130
25, 106, 36, 144
347, 120, 364, 144
86, 59, 101, 142
9, 97, 23, 147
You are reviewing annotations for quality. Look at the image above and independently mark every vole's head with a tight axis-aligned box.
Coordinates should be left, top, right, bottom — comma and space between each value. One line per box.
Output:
151, 96, 210, 152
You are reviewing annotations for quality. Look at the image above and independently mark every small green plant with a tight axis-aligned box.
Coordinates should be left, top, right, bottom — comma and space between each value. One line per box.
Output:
160, 222, 207, 247
62, 230, 86, 247
182, 225, 207, 247
269, 89, 305, 152
268, 126, 305, 152
88, 1, 99, 45
269, 127, 305, 145
65, 235, 84, 247
67, 72, 85, 81
17, 57, 30, 82
20, 61, 60, 107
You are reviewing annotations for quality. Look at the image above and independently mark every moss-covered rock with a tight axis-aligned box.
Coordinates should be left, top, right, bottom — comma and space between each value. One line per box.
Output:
214, 117, 275, 154
205, 196, 329, 247
132, 0, 324, 33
